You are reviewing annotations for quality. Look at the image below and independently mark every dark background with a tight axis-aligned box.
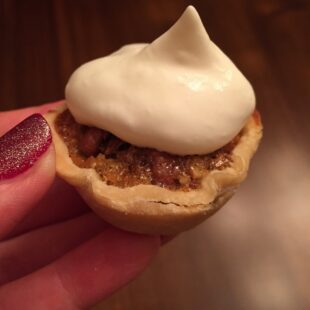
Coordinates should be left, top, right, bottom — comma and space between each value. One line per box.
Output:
1, 0, 310, 309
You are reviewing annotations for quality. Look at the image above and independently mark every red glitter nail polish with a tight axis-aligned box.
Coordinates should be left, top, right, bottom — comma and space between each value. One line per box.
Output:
0, 114, 52, 180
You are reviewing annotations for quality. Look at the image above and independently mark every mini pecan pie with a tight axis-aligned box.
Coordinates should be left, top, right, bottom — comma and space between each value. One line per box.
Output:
46, 6, 263, 234
45, 105, 262, 235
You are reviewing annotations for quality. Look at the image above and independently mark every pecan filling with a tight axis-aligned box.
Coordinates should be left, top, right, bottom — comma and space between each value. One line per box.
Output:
55, 110, 240, 191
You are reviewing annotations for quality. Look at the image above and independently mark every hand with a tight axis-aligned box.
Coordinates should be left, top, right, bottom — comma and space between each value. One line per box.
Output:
0, 102, 160, 309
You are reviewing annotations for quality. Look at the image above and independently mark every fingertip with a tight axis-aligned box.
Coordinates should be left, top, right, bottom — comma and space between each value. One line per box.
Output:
0, 145, 55, 239
24, 144, 56, 193
161, 234, 177, 245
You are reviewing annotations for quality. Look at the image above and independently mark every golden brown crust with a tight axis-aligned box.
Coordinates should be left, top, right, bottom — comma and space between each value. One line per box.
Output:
45, 105, 263, 235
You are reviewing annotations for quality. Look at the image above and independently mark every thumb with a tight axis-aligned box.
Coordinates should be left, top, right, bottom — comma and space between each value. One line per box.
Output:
0, 114, 55, 240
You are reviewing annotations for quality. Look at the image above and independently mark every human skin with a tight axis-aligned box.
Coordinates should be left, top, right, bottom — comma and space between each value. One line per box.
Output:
0, 101, 160, 310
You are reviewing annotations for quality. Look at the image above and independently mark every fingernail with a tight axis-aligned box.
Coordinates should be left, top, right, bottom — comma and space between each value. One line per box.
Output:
0, 114, 52, 180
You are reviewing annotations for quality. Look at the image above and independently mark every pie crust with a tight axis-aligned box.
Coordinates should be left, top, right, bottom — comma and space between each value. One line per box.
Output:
45, 105, 262, 235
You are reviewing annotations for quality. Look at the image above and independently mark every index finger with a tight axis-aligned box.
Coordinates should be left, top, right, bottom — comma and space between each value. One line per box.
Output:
0, 101, 89, 239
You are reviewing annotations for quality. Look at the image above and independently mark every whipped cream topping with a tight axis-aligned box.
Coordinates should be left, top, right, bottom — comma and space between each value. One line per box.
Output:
66, 6, 255, 155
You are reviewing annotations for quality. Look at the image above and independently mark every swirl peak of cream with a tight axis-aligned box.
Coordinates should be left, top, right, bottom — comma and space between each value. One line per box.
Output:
66, 6, 255, 155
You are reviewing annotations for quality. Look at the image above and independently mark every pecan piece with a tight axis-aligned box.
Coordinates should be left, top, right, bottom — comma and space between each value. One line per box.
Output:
150, 150, 179, 186
79, 127, 107, 157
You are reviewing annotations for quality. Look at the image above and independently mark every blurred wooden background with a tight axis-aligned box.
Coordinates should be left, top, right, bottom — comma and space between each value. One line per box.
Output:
1, 0, 310, 309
